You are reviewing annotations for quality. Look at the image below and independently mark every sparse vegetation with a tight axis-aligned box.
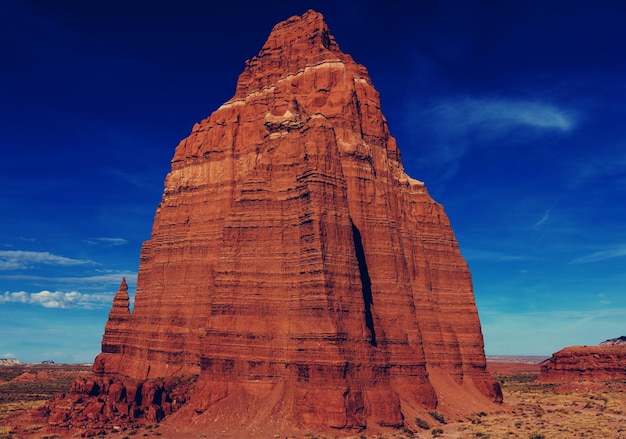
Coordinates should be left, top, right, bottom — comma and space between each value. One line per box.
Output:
1, 364, 626, 438
0, 363, 91, 437
399, 426, 415, 437
0, 425, 14, 439
415, 416, 431, 429
431, 426, 444, 437
429, 409, 446, 424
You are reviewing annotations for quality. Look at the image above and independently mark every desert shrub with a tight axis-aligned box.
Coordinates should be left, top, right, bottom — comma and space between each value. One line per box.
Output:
415, 417, 431, 429
470, 416, 482, 424
528, 432, 546, 439
429, 410, 446, 424
400, 427, 415, 437
22, 424, 44, 432
431, 427, 444, 437
0, 425, 13, 438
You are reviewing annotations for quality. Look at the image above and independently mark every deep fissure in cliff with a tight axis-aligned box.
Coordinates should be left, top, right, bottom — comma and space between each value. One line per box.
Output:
351, 222, 376, 347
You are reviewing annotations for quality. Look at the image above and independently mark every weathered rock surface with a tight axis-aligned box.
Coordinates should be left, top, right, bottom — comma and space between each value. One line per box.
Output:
599, 336, 626, 346
539, 345, 626, 382
45, 10, 501, 436
0, 358, 24, 366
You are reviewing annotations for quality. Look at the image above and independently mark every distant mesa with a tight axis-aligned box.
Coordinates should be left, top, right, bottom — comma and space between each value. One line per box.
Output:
599, 335, 626, 346
0, 358, 24, 366
41, 360, 55, 365
539, 338, 626, 384
42, 9, 501, 437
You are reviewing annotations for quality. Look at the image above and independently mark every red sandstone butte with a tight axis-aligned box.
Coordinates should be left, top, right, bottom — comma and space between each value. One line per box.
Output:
539, 345, 626, 383
45, 10, 502, 437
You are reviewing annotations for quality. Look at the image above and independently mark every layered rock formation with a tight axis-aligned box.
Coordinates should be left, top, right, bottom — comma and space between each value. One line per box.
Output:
46, 10, 501, 436
539, 345, 626, 382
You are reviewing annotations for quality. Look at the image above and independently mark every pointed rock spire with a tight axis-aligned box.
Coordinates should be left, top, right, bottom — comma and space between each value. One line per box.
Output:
109, 277, 130, 317
99, 278, 130, 355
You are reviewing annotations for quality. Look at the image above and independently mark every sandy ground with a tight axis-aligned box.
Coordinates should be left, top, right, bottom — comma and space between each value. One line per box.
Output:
2, 361, 626, 438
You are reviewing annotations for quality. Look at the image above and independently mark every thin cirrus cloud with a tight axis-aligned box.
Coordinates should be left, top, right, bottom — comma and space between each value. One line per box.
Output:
83, 237, 129, 246
460, 248, 536, 262
431, 98, 575, 134
0, 250, 94, 271
571, 245, 626, 264
0, 272, 137, 285
412, 97, 577, 166
532, 209, 551, 229
0, 290, 115, 309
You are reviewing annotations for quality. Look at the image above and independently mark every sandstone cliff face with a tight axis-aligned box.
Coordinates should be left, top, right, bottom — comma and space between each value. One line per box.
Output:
539, 345, 626, 382
54, 10, 500, 435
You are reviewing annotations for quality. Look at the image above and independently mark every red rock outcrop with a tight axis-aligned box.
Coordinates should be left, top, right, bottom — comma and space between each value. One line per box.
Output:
539, 345, 626, 383
46, 10, 501, 436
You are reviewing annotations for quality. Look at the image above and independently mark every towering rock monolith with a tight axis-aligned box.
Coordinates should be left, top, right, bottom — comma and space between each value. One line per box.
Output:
48, 10, 501, 436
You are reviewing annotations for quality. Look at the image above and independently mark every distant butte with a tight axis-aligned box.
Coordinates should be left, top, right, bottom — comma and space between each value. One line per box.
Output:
43, 10, 502, 437
539, 344, 626, 383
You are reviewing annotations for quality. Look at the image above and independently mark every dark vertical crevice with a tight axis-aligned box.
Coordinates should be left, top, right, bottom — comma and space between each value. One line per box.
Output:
351, 221, 377, 347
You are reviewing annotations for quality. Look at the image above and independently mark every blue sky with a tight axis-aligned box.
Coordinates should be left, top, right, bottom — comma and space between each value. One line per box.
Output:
1, 1, 625, 363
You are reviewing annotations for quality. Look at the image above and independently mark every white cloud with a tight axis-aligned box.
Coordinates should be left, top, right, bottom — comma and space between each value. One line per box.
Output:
406, 96, 576, 171
431, 98, 575, 134
0, 250, 94, 271
0, 272, 137, 285
0, 290, 115, 309
83, 237, 128, 246
532, 209, 550, 229
571, 245, 626, 264
569, 151, 626, 188
461, 248, 536, 262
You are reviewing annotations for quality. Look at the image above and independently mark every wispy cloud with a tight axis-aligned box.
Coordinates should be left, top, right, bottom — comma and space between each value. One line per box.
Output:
533, 209, 550, 229
0, 251, 94, 271
0, 290, 115, 309
0, 272, 137, 285
432, 98, 575, 134
461, 248, 536, 262
568, 150, 626, 189
406, 97, 577, 173
571, 245, 626, 264
83, 237, 128, 246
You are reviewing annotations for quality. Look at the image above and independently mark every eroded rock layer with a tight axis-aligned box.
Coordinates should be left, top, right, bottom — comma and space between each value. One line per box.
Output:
539, 345, 626, 382
51, 10, 501, 435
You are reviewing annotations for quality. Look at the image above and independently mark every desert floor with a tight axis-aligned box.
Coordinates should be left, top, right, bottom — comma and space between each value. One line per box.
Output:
1, 361, 625, 438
